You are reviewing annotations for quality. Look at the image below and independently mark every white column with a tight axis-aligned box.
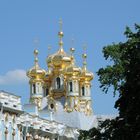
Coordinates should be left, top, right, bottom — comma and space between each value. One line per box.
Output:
17, 127, 21, 140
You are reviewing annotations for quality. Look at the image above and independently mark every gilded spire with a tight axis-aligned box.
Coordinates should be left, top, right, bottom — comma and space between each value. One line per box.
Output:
70, 47, 75, 65
34, 49, 39, 69
82, 44, 87, 71
47, 45, 51, 57
33, 38, 40, 69
81, 44, 94, 81
58, 18, 64, 52
70, 38, 75, 64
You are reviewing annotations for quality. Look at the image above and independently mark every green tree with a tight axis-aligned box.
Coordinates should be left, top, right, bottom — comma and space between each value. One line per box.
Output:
97, 24, 140, 140
79, 24, 140, 140
78, 127, 101, 140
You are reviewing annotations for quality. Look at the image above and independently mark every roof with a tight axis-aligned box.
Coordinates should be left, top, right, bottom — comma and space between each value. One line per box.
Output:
0, 90, 21, 98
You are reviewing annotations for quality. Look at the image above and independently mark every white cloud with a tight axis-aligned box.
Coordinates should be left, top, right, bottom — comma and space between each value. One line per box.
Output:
0, 69, 28, 85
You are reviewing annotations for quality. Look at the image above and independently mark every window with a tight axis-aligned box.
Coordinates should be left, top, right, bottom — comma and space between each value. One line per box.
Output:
13, 105, 17, 108
69, 82, 73, 92
5, 102, 8, 105
37, 83, 40, 93
45, 88, 49, 96
82, 86, 85, 96
33, 84, 36, 94
86, 86, 89, 96
50, 103, 54, 109
56, 77, 61, 89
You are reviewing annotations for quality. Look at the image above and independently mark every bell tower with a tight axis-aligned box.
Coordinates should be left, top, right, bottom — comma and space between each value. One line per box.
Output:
79, 48, 93, 115
64, 48, 81, 112
27, 49, 46, 109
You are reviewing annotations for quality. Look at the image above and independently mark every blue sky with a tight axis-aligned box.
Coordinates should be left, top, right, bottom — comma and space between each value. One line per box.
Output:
0, 0, 140, 115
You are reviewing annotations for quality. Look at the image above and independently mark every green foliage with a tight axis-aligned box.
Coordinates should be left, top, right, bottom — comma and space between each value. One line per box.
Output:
98, 24, 140, 139
97, 24, 140, 97
97, 42, 127, 95
78, 127, 101, 140
79, 24, 140, 140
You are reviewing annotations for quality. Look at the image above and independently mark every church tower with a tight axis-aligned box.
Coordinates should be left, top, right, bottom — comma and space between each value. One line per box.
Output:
27, 49, 46, 109
64, 48, 81, 112
27, 19, 94, 115
79, 52, 93, 115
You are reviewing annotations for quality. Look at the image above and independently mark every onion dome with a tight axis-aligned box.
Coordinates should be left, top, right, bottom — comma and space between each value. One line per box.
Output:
65, 48, 81, 76
80, 53, 93, 81
47, 19, 71, 69
27, 49, 46, 79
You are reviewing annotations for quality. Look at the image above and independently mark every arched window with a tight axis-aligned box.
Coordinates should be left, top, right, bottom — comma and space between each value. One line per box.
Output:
82, 86, 85, 96
33, 84, 36, 94
56, 77, 61, 89
69, 81, 73, 92
37, 83, 40, 93
45, 88, 49, 96
50, 103, 54, 109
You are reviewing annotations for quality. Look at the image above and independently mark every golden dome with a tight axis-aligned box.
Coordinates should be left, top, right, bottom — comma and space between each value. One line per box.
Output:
47, 24, 71, 68
27, 66, 46, 79
65, 48, 81, 76
66, 64, 81, 76
81, 69, 93, 81
66, 67, 81, 77
47, 48, 71, 68
27, 49, 46, 79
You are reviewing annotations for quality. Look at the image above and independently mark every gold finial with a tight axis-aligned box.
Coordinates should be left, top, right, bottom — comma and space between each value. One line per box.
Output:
70, 47, 75, 56
47, 45, 51, 56
82, 44, 87, 71
33, 37, 40, 68
58, 18, 64, 50
70, 38, 75, 56
34, 49, 39, 68
70, 47, 75, 65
